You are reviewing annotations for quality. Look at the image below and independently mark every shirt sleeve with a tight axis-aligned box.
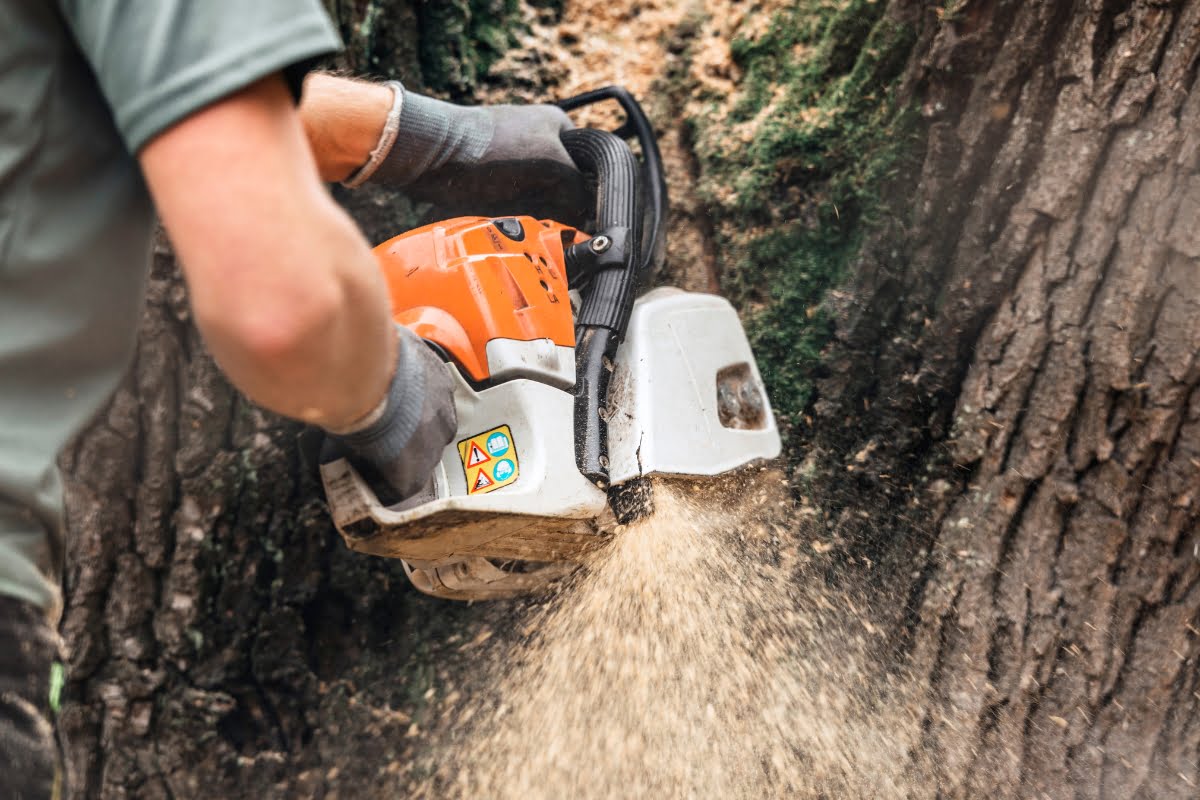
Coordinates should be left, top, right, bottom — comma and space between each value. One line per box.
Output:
56, 0, 343, 153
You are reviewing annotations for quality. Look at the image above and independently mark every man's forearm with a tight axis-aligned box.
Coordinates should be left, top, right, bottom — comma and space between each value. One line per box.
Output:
141, 75, 396, 430
299, 73, 394, 183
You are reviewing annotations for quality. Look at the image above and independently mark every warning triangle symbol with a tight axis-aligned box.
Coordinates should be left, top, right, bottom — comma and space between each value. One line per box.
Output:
473, 471, 493, 491
467, 442, 490, 467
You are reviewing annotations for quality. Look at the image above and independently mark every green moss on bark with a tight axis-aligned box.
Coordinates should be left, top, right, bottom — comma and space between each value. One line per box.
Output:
416, 0, 529, 99
327, 0, 555, 98
685, 2, 918, 430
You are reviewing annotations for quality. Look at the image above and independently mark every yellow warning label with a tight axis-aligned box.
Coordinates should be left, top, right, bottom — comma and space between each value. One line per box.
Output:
458, 424, 519, 495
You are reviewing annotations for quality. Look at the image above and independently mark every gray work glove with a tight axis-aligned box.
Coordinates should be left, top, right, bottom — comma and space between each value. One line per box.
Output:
326, 326, 457, 503
371, 88, 591, 224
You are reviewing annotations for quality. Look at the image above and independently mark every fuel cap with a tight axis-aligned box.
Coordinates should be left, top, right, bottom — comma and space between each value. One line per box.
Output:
493, 218, 526, 242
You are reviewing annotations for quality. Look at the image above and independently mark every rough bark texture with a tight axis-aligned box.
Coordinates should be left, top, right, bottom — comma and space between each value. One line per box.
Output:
904, 2, 1200, 796
57, 0, 1200, 797
784, 0, 1200, 796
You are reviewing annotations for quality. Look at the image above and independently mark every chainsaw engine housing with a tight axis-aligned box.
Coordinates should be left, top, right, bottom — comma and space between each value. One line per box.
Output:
320, 215, 779, 599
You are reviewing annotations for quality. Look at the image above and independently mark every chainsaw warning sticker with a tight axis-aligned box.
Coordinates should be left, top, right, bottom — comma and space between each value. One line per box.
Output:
466, 442, 490, 467
459, 425, 519, 494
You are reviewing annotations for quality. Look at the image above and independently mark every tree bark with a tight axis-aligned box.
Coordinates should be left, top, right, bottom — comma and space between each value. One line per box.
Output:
57, 0, 1200, 797
782, 0, 1200, 796
904, 3, 1200, 796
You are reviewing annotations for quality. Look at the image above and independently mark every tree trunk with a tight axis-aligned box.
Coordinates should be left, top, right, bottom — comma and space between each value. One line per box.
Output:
58, 1, 1199, 797
707, 0, 1200, 795
893, 2, 1200, 796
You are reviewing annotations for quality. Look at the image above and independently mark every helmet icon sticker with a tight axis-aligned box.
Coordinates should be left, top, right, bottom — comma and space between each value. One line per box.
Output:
458, 424, 520, 495
493, 459, 515, 482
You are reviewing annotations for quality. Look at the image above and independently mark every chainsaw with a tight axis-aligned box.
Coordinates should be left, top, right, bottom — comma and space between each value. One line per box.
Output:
320, 87, 781, 600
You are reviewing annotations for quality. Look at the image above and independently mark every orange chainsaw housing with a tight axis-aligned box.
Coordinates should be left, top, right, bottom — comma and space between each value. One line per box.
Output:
374, 216, 587, 383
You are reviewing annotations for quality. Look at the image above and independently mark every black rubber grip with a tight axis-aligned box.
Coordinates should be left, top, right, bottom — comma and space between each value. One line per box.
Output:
562, 129, 642, 333
558, 89, 667, 488
557, 86, 668, 282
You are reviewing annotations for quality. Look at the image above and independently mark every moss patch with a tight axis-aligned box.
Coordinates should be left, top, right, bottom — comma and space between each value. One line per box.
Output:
417, 0, 537, 99
684, 1, 919, 431
326, 1, 557, 97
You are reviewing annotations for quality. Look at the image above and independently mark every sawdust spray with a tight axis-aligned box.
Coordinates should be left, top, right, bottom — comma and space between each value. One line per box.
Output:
429, 475, 925, 798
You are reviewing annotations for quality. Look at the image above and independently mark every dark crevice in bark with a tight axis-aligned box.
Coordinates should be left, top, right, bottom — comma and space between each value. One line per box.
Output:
1146, 0, 1190, 93
918, 584, 965, 751
1062, 130, 1128, 282
1064, 365, 1103, 479
997, 319, 1058, 477
898, 529, 946, 648
1097, 582, 1173, 724
1181, 55, 1200, 118
1117, 438, 1171, 534
1092, 0, 1139, 82
991, 477, 1042, 613
1162, 382, 1200, 487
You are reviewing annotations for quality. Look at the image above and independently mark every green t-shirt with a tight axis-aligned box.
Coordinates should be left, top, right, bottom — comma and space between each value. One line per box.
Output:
0, 1, 341, 610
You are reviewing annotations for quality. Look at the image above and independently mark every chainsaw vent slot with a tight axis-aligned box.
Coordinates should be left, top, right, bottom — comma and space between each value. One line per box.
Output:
716, 363, 768, 430
500, 265, 531, 310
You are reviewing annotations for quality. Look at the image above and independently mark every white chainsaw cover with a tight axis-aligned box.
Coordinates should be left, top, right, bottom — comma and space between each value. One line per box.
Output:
320, 370, 608, 564
606, 288, 782, 484
320, 288, 780, 599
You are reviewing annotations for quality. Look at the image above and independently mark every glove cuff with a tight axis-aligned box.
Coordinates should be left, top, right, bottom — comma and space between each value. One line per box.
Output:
341, 81, 405, 189
330, 327, 428, 465
368, 88, 494, 186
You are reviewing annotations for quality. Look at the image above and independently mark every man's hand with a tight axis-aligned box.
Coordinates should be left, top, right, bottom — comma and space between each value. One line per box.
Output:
367, 94, 575, 188
385, 97, 591, 224
300, 76, 590, 224
325, 327, 457, 501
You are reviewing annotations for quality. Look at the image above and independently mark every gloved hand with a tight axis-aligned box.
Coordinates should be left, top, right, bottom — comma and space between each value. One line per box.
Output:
362, 86, 591, 225
324, 325, 457, 503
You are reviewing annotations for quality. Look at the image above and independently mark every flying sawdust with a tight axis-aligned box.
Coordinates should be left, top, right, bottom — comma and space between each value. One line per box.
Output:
422, 475, 925, 798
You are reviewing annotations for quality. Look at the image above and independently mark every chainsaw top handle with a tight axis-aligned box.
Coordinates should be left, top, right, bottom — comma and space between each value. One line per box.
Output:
557, 86, 667, 280
558, 128, 636, 485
